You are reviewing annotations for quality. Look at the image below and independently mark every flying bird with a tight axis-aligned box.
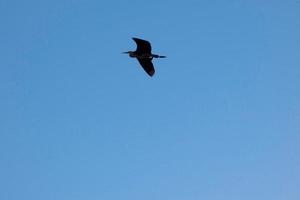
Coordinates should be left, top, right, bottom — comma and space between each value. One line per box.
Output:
123, 38, 166, 77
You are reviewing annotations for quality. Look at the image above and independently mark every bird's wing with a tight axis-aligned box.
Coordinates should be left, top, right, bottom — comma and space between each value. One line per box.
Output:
132, 38, 152, 54
137, 58, 155, 77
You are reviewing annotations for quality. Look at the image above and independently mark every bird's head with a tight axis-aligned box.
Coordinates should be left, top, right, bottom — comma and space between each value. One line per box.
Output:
123, 51, 135, 57
122, 51, 132, 54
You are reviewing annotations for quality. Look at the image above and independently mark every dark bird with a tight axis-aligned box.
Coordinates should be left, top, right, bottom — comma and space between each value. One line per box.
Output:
123, 37, 166, 77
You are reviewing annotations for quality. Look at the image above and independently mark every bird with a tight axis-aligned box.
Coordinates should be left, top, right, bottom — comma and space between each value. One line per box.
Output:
123, 37, 166, 77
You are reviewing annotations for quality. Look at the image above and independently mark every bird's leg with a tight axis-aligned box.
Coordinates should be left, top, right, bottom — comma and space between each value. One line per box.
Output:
152, 54, 166, 58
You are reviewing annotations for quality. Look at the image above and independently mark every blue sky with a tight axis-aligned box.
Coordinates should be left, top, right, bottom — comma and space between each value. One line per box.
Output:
1, 0, 300, 199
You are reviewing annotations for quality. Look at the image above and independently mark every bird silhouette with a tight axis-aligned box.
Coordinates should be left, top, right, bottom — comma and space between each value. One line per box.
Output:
123, 38, 166, 77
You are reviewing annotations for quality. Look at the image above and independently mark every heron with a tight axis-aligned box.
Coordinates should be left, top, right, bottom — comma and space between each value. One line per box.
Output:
123, 37, 166, 77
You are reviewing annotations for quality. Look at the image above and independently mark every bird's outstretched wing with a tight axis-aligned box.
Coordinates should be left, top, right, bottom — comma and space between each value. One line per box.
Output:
132, 38, 152, 54
137, 58, 155, 77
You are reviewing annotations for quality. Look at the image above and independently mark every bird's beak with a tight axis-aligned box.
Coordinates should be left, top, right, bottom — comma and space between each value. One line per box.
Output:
122, 51, 130, 54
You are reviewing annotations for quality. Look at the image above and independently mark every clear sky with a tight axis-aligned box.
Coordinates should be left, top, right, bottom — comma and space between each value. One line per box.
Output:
1, 0, 300, 199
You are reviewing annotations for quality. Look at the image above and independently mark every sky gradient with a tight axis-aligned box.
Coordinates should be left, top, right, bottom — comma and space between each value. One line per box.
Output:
1, 0, 300, 200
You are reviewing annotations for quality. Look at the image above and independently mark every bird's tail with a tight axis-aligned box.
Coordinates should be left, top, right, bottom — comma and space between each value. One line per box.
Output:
153, 54, 166, 58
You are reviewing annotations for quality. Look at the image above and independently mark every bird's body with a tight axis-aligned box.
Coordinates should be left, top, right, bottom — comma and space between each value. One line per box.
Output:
123, 38, 166, 77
